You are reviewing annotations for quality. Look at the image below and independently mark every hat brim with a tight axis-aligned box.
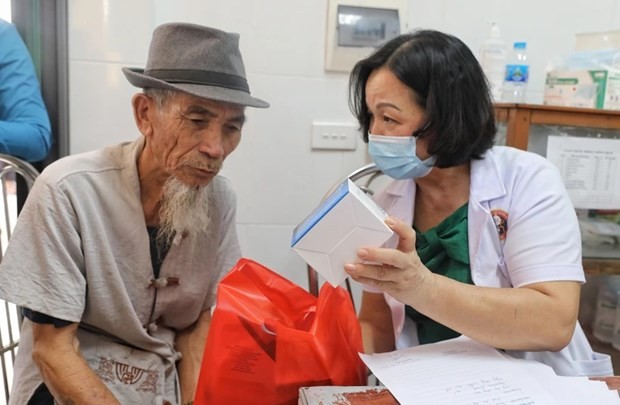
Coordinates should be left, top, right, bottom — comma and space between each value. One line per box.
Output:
122, 67, 269, 109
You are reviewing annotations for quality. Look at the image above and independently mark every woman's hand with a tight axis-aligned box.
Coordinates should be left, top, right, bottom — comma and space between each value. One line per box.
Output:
344, 216, 434, 306
347, 218, 580, 352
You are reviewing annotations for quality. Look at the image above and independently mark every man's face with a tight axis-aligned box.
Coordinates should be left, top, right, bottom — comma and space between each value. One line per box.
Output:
149, 92, 246, 187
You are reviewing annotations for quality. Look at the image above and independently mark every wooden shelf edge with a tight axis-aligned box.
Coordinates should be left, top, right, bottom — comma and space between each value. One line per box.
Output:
584, 258, 620, 276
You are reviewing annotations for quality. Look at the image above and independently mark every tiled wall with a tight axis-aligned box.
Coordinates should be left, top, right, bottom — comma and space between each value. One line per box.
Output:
68, 0, 620, 292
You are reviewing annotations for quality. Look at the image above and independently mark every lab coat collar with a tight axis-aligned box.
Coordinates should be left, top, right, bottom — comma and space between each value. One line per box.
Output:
381, 147, 507, 204
470, 148, 507, 203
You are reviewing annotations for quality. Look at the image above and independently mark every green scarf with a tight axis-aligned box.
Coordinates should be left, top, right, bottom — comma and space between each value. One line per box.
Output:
405, 203, 472, 344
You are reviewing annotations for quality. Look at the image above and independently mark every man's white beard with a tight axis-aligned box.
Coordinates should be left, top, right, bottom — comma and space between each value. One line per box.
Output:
157, 177, 212, 246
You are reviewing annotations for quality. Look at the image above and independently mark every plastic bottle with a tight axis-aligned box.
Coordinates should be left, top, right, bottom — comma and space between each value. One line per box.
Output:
593, 276, 620, 343
502, 42, 529, 103
479, 22, 506, 102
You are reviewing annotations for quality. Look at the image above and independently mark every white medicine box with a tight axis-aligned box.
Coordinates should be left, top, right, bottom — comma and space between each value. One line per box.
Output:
291, 179, 394, 287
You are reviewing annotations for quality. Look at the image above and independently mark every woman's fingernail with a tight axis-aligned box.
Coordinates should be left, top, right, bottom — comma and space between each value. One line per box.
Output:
357, 248, 368, 258
385, 217, 396, 227
345, 263, 356, 272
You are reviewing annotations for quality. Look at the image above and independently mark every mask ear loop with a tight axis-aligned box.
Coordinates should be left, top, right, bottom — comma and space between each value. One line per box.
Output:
411, 120, 432, 138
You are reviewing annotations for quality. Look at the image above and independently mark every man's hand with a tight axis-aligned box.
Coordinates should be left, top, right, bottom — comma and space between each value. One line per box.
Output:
31, 322, 120, 404
175, 309, 212, 403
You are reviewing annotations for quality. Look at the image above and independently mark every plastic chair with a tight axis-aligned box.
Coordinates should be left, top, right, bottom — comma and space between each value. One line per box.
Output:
0, 154, 39, 403
306, 163, 386, 311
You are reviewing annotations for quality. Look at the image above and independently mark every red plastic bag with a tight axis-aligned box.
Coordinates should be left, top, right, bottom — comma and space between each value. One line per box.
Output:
194, 258, 367, 405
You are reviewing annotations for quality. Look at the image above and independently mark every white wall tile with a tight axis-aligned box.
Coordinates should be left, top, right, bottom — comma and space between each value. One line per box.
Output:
153, 0, 327, 77
69, 61, 139, 154
407, 0, 446, 31
69, 0, 154, 63
613, 0, 620, 26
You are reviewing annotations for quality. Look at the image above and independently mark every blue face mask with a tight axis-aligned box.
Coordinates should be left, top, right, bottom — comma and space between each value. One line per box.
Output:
368, 134, 436, 180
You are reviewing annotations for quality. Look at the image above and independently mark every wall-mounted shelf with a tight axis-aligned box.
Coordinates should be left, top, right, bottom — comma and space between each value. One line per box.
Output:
494, 103, 620, 276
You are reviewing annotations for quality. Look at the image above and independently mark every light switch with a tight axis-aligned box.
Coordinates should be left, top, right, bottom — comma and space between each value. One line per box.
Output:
311, 122, 358, 150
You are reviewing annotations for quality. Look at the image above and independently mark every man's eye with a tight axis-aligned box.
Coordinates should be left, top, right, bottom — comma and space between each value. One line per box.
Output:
182, 114, 206, 125
225, 125, 241, 134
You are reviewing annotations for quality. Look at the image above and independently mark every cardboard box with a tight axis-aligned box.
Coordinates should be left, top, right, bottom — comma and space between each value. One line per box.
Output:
544, 69, 620, 110
291, 179, 394, 287
298, 386, 397, 404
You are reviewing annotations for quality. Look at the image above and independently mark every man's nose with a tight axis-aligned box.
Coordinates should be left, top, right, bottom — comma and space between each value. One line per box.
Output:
197, 129, 225, 158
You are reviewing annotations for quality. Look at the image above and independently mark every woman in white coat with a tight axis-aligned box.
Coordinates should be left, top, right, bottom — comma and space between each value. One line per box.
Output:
344, 29, 612, 377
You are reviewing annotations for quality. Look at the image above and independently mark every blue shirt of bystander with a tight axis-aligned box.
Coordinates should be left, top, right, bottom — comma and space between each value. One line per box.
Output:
0, 18, 51, 162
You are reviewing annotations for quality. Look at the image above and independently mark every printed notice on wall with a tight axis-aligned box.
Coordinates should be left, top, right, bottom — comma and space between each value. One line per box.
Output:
546, 135, 620, 209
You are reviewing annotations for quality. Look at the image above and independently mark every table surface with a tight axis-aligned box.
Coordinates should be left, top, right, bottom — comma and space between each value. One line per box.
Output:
324, 378, 620, 404
592, 376, 620, 391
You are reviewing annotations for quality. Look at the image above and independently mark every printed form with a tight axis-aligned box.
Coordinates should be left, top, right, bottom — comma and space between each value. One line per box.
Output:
546, 135, 620, 209
360, 336, 620, 405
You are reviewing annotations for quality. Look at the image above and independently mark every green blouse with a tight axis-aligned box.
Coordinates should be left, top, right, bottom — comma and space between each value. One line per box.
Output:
405, 203, 472, 344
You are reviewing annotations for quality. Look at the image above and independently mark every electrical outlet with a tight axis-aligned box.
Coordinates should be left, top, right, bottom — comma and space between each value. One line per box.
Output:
311, 122, 358, 150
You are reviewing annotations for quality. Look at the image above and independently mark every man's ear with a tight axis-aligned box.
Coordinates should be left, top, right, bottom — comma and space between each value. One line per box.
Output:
132, 93, 155, 137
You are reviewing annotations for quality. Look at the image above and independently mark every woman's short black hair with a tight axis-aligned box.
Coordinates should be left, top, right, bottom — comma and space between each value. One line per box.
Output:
349, 29, 496, 168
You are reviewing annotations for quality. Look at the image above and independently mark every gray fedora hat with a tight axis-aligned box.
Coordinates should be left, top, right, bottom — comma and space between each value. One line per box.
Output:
123, 22, 269, 108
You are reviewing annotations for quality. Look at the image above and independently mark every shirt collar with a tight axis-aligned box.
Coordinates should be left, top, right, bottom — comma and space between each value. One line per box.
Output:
470, 147, 507, 203
380, 147, 507, 203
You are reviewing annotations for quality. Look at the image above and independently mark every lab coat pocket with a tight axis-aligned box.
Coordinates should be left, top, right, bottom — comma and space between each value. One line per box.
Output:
505, 323, 614, 377
566, 325, 614, 377
572, 351, 613, 377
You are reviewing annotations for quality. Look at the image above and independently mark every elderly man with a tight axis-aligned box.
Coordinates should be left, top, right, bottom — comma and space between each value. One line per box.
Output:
0, 22, 268, 404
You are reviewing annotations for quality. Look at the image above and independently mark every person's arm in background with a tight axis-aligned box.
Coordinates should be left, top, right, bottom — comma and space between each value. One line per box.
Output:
31, 322, 120, 404
358, 291, 396, 354
175, 309, 212, 404
0, 19, 51, 162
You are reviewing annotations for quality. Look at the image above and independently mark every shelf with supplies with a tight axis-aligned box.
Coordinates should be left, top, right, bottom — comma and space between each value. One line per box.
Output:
494, 102, 620, 150
493, 103, 620, 276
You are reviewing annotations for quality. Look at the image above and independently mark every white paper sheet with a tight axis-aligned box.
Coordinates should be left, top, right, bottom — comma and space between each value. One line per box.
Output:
360, 337, 556, 404
546, 135, 620, 209
359, 336, 620, 405
502, 355, 620, 405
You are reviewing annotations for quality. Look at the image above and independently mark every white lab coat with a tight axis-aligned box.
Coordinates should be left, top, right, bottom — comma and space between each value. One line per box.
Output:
367, 146, 613, 377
